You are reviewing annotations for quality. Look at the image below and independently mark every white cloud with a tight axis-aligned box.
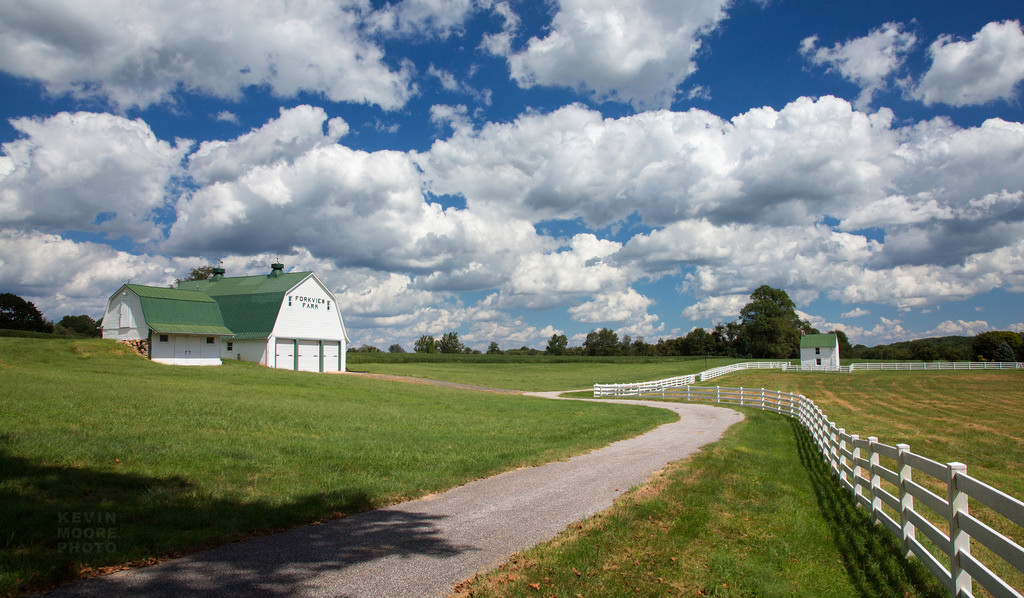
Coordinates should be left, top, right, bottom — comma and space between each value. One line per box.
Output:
215, 111, 240, 124
493, 0, 730, 109
913, 20, 1024, 107
188, 106, 348, 185
0, 228, 182, 317
842, 307, 870, 318
928, 319, 991, 336
0, 111, 190, 241
681, 294, 747, 322
569, 288, 653, 323
368, 0, 477, 38
801, 22, 916, 109
0, 1, 414, 110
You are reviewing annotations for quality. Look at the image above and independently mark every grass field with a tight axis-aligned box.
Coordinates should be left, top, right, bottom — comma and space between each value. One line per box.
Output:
455, 409, 947, 598
0, 338, 675, 595
347, 353, 741, 391
397, 362, 1021, 597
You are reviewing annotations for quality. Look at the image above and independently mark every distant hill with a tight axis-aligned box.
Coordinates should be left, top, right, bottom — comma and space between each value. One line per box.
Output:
850, 336, 974, 361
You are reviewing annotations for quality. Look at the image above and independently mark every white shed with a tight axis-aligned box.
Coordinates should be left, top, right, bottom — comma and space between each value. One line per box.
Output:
800, 333, 840, 371
101, 285, 232, 366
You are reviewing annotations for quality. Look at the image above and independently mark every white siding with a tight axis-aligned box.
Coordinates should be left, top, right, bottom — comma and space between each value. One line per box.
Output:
268, 275, 349, 372
271, 277, 347, 343
224, 339, 268, 365
101, 288, 147, 341
151, 334, 223, 366
801, 344, 840, 371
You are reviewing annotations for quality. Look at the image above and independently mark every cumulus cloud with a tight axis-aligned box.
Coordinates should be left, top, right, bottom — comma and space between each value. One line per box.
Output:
801, 22, 917, 109
913, 20, 1024, 107
681, 294, 747, 322
491, 0, 730, 108
368, 0, 477, 38
0, 0, 414, 110
928, 319, 991, 336
0, 111, 190, 241
0, 228, 183, 316
842, 307, 870, 318
188, 105, 348, 185
569, 287, 653, 323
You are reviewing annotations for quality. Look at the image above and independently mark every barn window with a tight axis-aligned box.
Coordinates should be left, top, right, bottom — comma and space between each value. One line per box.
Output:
288, 296, 292, 306
327, 301, 331, 311
815, 347, 820, 355
159, 334, 169, 342
816, 358, 822, 366
206, 337, 215, 344
227, 342, 233, 351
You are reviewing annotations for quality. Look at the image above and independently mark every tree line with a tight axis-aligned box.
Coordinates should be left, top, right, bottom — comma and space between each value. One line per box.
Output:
0, 293, 100, 337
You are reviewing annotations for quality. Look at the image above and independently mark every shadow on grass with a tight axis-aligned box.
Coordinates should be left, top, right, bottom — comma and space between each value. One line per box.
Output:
0, 442, 471, 597
791, 420, 946, 598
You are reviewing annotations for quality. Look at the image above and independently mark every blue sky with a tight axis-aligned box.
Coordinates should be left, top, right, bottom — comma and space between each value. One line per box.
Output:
1, 0, 1023, 351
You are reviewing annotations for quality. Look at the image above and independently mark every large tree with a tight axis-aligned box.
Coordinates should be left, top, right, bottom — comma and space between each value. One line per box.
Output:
545, 334, 567, 355
972, 331, 1023, 361
583, 328, 619, 356
57, 314, 101, 337
438, 331, 464, 354
737, 285, 805, 358
414, 335, 438, 353
174, 265, 219, 286
0, 293, 52, 333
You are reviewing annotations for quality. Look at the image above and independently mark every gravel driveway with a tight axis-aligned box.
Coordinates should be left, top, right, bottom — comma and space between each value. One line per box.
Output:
42, 392, 742, 598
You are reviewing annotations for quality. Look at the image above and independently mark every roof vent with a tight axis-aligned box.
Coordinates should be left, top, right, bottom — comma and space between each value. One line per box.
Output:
270, 262, 284, 278
211, 267, 225, 282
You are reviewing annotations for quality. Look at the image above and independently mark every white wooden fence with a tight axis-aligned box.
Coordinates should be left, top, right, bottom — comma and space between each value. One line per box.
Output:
593, 361, 1023, 396
609, 384, 1024, 598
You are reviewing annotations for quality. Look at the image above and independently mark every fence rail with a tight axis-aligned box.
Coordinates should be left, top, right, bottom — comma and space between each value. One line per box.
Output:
612, 384, 1024, 598
593, 361, 1022, 396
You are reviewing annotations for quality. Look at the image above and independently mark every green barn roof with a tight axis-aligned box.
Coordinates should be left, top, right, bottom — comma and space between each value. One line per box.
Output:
800, 333, 838, 349
181, 270, 312, 340
124, 284, 233, 335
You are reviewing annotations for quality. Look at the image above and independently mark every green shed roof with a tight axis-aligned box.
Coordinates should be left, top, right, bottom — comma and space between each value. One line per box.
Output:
181, 272, 312, 340
800, 333, 838, 349
124, 285, 233, 336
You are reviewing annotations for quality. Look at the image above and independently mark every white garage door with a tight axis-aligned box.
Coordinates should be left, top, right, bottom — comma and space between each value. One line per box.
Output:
275, 339, 295, 369
297, 340, 321, 372
321, 341, 341, 372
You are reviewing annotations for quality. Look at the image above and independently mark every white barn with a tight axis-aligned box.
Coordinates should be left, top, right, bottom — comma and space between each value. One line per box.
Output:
103, 263, 349, 371
101, 285, 232, 366
800, 333, 840, 371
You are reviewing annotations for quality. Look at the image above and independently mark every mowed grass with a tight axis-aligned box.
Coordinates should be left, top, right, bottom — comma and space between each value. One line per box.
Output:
455, 410, 946, 598
0, 338, 675, 595
457, 369, 1023, 597
347, 354, 742, 391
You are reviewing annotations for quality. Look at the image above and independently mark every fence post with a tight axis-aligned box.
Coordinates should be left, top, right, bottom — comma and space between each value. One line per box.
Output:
838, 428, 848, 486
897, 443, 916, 559
947, 462, 971, 597
739, 386, 743, 406
869, 436, 881, 526
851, 434, 861, 502
761, 387, 765, 410
716, 386, 720, 403
829, 423, 839, 475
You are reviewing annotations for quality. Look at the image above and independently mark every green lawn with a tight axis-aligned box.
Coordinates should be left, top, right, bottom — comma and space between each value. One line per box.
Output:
455, 368, 1024, 597
455, 410, 946, 598
347, 353, 742, 391
0, 338, 674, 594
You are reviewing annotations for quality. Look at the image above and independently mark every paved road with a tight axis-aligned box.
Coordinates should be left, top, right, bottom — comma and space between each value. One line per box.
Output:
44, 393, 742, 598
